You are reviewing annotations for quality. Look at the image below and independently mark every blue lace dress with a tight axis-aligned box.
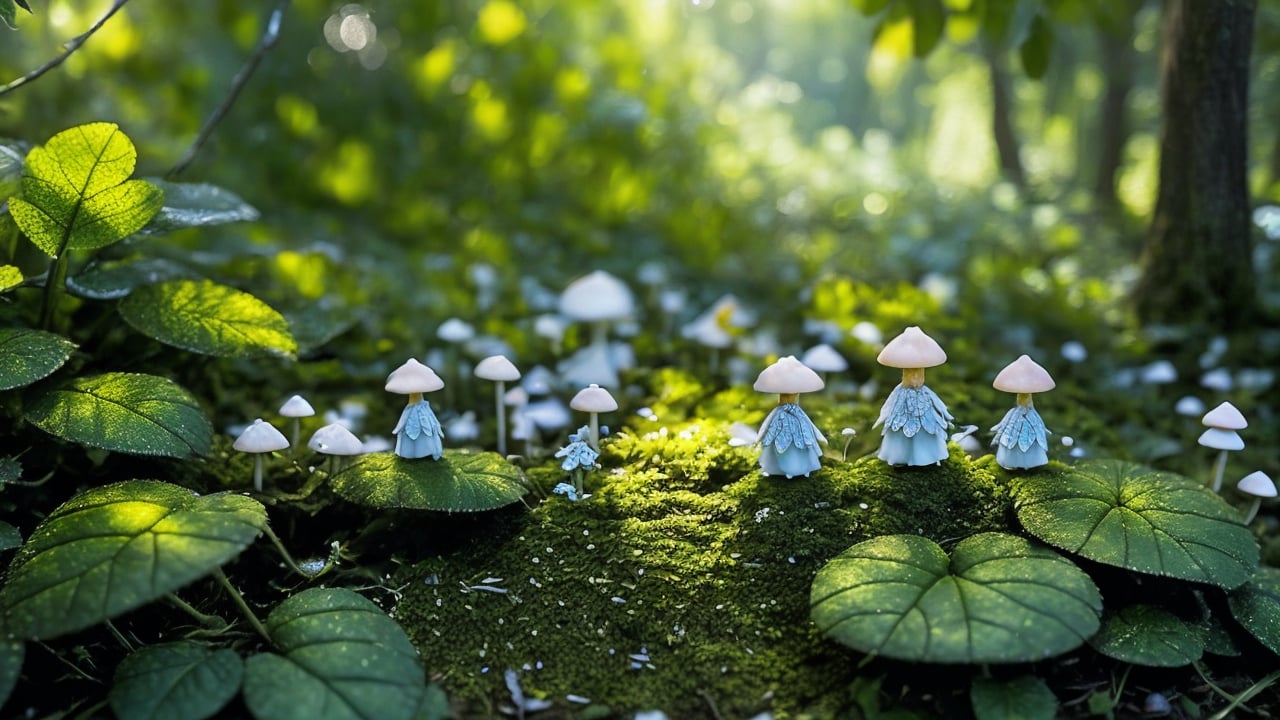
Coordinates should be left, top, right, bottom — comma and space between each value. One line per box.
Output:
874, 384, 953, 466
393, 400, 444, 460
758, 403, 826, 478
990, 404, 1050, 469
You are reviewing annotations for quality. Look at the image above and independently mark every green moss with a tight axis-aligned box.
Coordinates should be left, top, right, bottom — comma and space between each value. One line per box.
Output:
393, 424, 1016, 717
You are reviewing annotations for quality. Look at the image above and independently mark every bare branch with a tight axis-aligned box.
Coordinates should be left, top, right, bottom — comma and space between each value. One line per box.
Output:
0, 0, 131, 98
168, 0, 290, 179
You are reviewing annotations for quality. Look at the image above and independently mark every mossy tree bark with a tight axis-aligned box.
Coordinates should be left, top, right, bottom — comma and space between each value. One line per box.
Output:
1134, 0, 1257, 329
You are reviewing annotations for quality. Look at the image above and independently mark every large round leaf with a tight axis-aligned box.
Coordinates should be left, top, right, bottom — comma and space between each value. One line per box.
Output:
331, 450, 527, 512
8, 122, 163, 257
1013, 459, 1258, 589
811, 532, 1101, 663
1228, 566, 1280, 655
0, 480, 267, 640
971, 676, 1057, 720
243, 587, 425, 720
110, 642, 243, 720
0, 328, 76, 390
119, 279, 296, 359
24, 372, 213, 457
1088, 605, 1204, 667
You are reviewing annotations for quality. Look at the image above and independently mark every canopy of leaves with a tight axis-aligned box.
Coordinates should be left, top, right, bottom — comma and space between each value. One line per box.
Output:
24, 372, 212, 457
8, 123, 162, 257
331, 450, 527, 512
810, 532, 1101, 663
109, 642, 243, 720
119, 279, 296, 358
0, 327, 76, 390
242, 587, 427, 720
1087, 604, 1204, 667
0, 480, 267, 640
1013, 460, 1258, 589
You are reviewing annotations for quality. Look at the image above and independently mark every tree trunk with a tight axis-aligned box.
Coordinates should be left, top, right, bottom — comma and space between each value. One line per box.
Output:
1134, 0, 1256, 329
985, 50, 1026, 187
1092, 16, 1136, 208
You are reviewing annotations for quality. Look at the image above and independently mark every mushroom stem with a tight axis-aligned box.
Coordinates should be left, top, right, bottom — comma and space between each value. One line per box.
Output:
779, 393, 799, 405
1244, 498, 1262, 524
408, 392, 423, 405
1016, 393, 1034, 409
902, 367, 925, 389
290, 419, 301, 455
253, 455, 264, 492
1211, 449, 1228, 493
591, 321, 608, 349
495, 380, 508, 457
589, 412, 601, 451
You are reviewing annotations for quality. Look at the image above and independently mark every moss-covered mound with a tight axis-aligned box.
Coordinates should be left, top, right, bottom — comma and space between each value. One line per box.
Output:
393, 421, 1014, 718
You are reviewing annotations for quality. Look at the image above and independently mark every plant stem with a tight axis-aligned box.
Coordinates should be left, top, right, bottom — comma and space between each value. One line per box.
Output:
212, 568, 270, 643
166, 592, 226, 629
495, 381, 507, 457
0, 0, 131, 97
1207, 669, 1280, 720
263, 525, 333, 579
38, 253, 68, 331
1211, 449, 1228, 493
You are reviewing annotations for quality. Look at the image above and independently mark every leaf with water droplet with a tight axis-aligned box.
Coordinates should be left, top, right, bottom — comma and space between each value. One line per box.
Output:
119, 279, 295, 359
110, 642, 243, 720
1228, 566, 1280, 655
0, 327, 76, 390
1088, 604, 1203, 667
332, 450, 527, 512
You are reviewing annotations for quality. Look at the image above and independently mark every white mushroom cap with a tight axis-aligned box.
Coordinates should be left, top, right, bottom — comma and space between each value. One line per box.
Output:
570, 384, 619, 413
437, 318, 475, 343
475, 355, 521, 382
1237, 470, 1277, 498
802, 344, 848, 373
521, 365, 556, 395
877, 327, 947, 369
753, 356, 825, 394
233, 418, 290, 453
307, 423, 364, 456
1202, 402, 1247, 430
558, 270, 635, 322
1198, 428, 1244, 451
279, 395, 315, 418
504, 385, 529, 407
385, 358, 445, 394
993, 355, 1056, 394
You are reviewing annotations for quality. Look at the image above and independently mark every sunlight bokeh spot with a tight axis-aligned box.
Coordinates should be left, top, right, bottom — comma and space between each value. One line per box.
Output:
276, 251, 328, 300
318, 140, 376, 205
275, 95, 318, 138
863, 192, 889, 216
417, 41, 458, 93
477, 0, 528, 45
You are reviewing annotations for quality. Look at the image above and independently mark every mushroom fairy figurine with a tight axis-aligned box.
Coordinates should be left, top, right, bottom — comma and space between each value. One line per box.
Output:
475, 355, 521, 457
1237, 470, 1276, 524
989, 355, 1055, 469
569, 384, 617, 451
386, 358, 446, 460
1200, 401, 1247, 493
234, 418, 290, 492
279, 394, 315, 451
873, 327, 953, 466
753, 356, 827, 478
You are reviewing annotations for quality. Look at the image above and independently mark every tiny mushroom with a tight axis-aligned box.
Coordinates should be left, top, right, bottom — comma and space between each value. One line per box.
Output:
989, 354, 1056, 470
279, 394, 315, 451
1237, 470, 1277, 524
801, 343, 848, 379
1200, 401, 1247, 492
558, 271, 634, 387
475, 355, 522, 457
307, 422, 363, 474
386, 358, 446, 460
569, 384, 618, 451
234, 418, 290, 492
873, 326, 954, 466
753, 355, 827, 478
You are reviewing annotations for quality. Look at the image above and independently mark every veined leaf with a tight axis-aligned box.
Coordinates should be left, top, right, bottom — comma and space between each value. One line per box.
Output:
0, 522, 20, 551
0, 327, 76, 390
24, 372, 212, 457
110, 642, 243, 720
332, 450, 527, 512
8, 123, 163, 257
971, 676, 1057, 720
0, 265, 22, 293
67, 257, 200, 300
0, 140, 27, 200
1088, 605, 1204, 667
120, 280, 296, 358
1, 480, 267, 640
0, 617, 21, 710
243, 587, 426, 720
136, 179, 260, 236
811, 533, 1101, 663
1228, 566, 1280, 655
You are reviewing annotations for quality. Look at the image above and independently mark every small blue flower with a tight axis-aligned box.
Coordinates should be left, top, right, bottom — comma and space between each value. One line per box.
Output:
555, 433, 599, 472
552, 482, 580, 501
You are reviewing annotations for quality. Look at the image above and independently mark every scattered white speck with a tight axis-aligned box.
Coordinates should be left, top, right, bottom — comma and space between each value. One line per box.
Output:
858, 502, 868, 510
1141, 360, 1177, 384
1061, 436, 1074, 447
611, 596, 626, 604
566, 694, 591, 704
1175, 396, 1206, 416
583, 530, 590, 536
754, 507, 771, 523
788, 556, 796, 564
531, 557, 540, 564
1201, 368, 1234, 392
1070, 447, 1086, 458
586, 544, 596, 550
536, 661, 543, 669
1060, 340, 1087, 363
635, 711, 669, 720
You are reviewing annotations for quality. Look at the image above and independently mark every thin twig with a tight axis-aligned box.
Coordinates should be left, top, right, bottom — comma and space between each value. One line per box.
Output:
167, 0, 290, 179
0, 0, 131, 97
211, 568, 271, 643
166, 592, 227, 629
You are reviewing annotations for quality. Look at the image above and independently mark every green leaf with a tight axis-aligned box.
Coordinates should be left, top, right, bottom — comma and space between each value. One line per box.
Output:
971, 675, 1057, 720
1088, 604, 1204, 667
0, 265, 22, 293
0, 140, 27, 199
67, 257, 200, 300
8, 123, 163, 257
1013, 459, 1259, 589
0, 1, 16, 30
119, 280, 296, 359
242, 587, 425, 720
1019, 14, 1053, 79
110, 642, 243, 720
332, 450, 528, 512
0, 457, 19, 484
907, 0, 945, 56
1227, 566, 1280, 655
0, 521, 20, 550
1, 480, 266, 640
0, 618, 21, 710
810, 532, 1101, 663
0, 327, 77, 390
136, 179, 260, 236
25, 372, 212, 457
